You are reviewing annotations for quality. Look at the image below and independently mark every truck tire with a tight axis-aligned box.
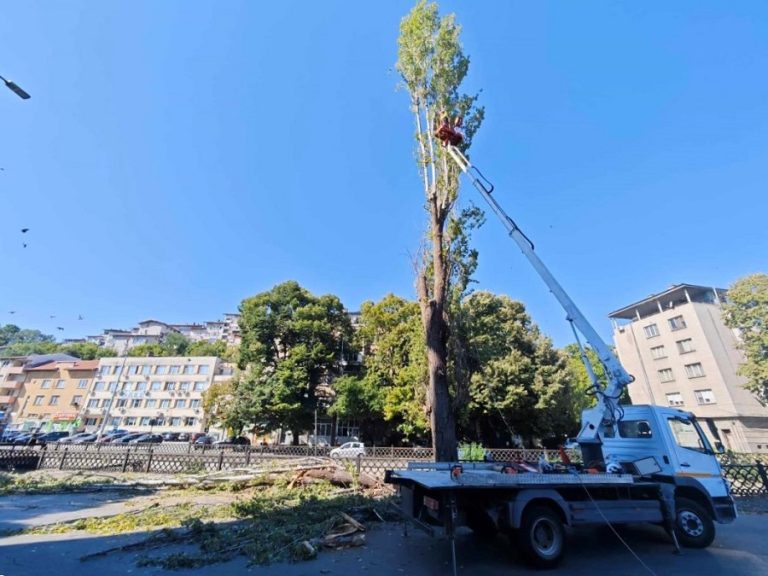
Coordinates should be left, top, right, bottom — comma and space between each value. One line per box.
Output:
516, 506, 566, 569
674, 497, 715, 549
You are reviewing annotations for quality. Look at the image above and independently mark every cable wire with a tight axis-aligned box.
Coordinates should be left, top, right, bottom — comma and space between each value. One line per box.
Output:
570, 471, 660, 576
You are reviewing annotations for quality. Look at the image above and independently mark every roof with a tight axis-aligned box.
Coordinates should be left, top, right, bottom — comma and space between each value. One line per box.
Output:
137, 319, 170, 327
71, 360, 99, 370
26, 361, 58, 372
25, 353, 79, 368
608, 283, 726, 320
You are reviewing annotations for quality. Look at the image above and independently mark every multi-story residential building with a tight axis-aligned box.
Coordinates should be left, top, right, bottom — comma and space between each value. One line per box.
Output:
81, 356, 226, 435
14, 359, 98, 432
609, 283, 768, 453
87, 320, 177, 355
0, 357, 27, 431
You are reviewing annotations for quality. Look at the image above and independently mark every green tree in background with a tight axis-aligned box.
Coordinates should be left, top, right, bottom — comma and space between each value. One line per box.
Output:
233, 281, 352, 443
397, 0, 484, 461
58, 341, 118, 360
723, 273, 768, 403
462, 292, 573, 446
331, 294, 429, 443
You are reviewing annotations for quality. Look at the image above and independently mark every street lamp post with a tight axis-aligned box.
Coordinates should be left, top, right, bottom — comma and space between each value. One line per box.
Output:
0, 75, 30, 100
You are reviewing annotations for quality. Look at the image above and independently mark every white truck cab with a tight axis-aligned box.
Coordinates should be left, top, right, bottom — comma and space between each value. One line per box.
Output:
601, 405, 736, 524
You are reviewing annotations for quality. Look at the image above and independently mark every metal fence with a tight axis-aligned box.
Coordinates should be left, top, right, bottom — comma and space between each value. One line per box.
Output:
2, 444, 768, 497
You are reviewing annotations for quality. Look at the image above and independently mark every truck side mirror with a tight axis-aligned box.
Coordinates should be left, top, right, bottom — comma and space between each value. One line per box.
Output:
714, 441, 725, 454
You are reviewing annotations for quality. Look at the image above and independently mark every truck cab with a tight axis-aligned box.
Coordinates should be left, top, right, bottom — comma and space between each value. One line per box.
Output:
601, 404, 736, 524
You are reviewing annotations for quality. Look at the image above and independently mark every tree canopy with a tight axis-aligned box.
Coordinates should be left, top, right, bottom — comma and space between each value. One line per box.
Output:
231, 281, 352, 442
723, 273, 768, 403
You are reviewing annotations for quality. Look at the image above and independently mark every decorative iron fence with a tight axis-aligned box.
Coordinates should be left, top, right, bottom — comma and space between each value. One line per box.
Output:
4, 444, 766, 497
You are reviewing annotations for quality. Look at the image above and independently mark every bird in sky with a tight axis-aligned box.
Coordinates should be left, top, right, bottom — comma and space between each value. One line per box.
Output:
8, 311, 15, 314
49, 315, 56, 319
21, 228, 29, 233
56, 327, 64, 331
78, 315, 83, 321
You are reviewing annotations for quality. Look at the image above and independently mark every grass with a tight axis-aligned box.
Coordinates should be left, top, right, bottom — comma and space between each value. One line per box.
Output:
0, 471, 115, 495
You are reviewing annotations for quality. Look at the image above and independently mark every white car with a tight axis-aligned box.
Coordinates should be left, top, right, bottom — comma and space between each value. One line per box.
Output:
329, 442, 366, 459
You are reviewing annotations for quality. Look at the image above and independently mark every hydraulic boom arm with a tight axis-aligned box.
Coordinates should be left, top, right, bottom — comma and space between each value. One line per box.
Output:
444, 144, 633, 463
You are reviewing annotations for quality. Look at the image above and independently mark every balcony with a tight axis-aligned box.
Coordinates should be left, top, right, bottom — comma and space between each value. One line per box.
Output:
0, 380, 22, 391
0, 395, 16, 405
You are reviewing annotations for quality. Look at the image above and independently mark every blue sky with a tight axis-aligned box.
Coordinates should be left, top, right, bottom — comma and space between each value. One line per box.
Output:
1, 1, 766, 347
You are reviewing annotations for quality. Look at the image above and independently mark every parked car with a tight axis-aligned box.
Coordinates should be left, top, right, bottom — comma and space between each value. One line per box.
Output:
71, 434, 98, 444
189, 432, 207, 443
58, 432, 93, 444
98, 431, 130, 443
329, 442, 366, 459
0, 431, 24, 442
129, 434, 163, 444
192, 435, 214, 449
214, 436, 250, 446
177, 433, 190, 442
115, 433, 145, 444
161, 432, 180, 442
37, 431, 71, 445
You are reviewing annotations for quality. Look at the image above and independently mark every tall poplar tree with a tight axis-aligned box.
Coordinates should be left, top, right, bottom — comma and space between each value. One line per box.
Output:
397, 1, 484, 460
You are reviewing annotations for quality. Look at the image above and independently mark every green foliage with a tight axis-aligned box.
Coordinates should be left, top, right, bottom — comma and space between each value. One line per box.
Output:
201, 379, 242, 434
457, 442, 485, 461
463, 292, 574, 445
127, 343, 167, 357
58, 341, 118, 360
723, 273, 768, 403
351, 294, 429, 441
231, 281, 352, 439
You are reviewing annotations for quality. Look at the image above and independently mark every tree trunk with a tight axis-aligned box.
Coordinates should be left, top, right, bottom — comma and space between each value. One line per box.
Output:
424, 301, 457, 462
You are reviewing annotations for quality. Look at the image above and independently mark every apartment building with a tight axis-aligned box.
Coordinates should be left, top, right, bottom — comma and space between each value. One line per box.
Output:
14, 359, 99, 432
86, 320, 177, 355
0, 357, 27, 430
81, 356, 227, 434
609, 283, 768, 453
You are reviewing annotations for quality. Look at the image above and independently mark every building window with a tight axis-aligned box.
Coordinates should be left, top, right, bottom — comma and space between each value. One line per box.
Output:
643, 324, 660, 338
145, 399, 157, 409
128, 365, 138, 375
174, 399, 186, 409
183, 364, 195, 375
110, 417, 121, 427
55, 380, 66, 389
116, 399, 127, 408
170, 417, 182, 427
666, 392, 684, 407
140, 417, 151, 426
49, 395, 60, 406
190, 399, 201, 409
113, 365, 123, 375
694, 389, 716, 405
33, 395, 44, 406
198, 365, 209, 375
100, 366, 110, 377
78, 379, 88, 389
87, 399, 100, 408
676, 338, 695, 354
179, 382, 190, 392
650, 345, 666, 360
160, 399, 171, 409
108, 382, 118, 392
141, 365, 151, 375
135, 381, 146, 392
102, 399, 111, 408
658, 368, 674, 383
131, 399, 142, 408
41, 379, 51, 389
155, 365, 167, 375
123, 382, 133, 392
72, 395, 83, 406
124, 417, 137, 426
169, 366, 180, 375
685, 362, 705, 378
85, 418, 98, 426
668, 315, 687, 331
165, 382, 176, 391
193, 382, 206, 392
150, 381, 161, 391
184, 417, 196, 427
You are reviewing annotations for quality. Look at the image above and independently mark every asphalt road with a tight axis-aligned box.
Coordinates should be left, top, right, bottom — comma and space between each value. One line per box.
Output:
0, 492, 766, 576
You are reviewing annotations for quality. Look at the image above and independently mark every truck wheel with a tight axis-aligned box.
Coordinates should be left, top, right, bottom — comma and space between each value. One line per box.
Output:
516, 506, 565, 569
674, 497, 715, 549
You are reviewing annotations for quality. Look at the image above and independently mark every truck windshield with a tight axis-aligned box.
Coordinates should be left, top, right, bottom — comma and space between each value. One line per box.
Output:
667, 417, 713, 454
